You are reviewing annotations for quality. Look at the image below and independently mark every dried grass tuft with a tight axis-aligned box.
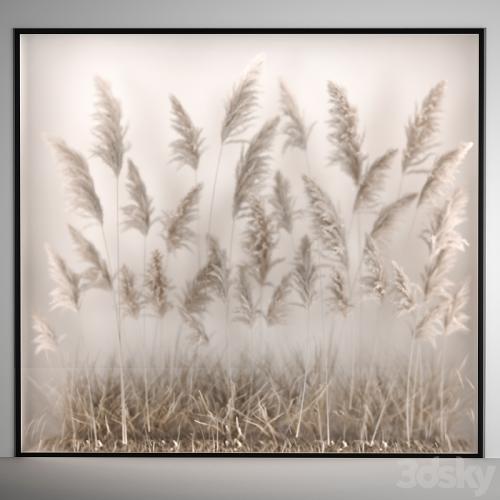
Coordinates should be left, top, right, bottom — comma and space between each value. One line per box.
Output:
32, 315, 64, 356
361, 236, 387, 301
402, 81, 446, 174
233, 117, 280, 218
266, 273, 293, 326
279, 80, 314, 152
292, 235, 318, 309
49, 139, 103, 224
418, 143, 473, 207
221, 55, 263, 144
241, 197, 281, 287
144, 250, 172, 318
270, 170, 298, 234
355, 149, 397, 212
68, 225, 112, 291
122, 160, 154, 236
162, 184, 202, 254
120, 265, 141, 319
169, 95, 205, 172
327, 81, 365, 186
370, 193, 417, 246
233, 266, 258, 327
92, 77, 128, 177
45, 244, 81, 312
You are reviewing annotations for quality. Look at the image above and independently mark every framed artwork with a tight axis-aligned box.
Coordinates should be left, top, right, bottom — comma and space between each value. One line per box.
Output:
15, 29, 484, 456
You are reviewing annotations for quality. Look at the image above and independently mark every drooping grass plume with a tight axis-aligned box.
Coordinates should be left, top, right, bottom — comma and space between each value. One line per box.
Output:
418, 142, 473, 207
233, 117, 280, 218
208, 56, 263, 234
179, 260, 216, 343
206, 235, 230, 301
92, 76, 129, 445
279, 80, 314, 152
241, 197, 281, 288
414, 303, 445, 346
92, 77, 128, 177
361, 236, 387, 301
144, 250, 172, 318
421, 189, 468, 299
327, 81, 365, 186
326, 268, 352, 316
162, 183, 202, 254
292, 235, 318, 309
221, 55, 263, 144
402, 81, 446, 174
32, 315, 65, 356
233, 266, 258, 327
169, 95, 205, 172
421, 189, 468, 258
391, 261, 419, 315
120, 265, 141, 319
68, 225, 112, 291
122, 160, 154, 236
266, 273, 292, 326
302, 175, 348, 269
443, 281, 469, 336
45, 245, 81, 313
49, 139, 103, 224
370, 193, 417, 246
354, 149, 397, 212
270, 170, 298, 234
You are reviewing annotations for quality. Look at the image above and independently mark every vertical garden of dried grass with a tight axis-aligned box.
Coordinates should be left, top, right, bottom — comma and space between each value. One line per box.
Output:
25, 55, 477, 454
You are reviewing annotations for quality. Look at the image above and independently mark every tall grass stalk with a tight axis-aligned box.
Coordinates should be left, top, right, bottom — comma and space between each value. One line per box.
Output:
405, 335, 416, 445
296, 306, 311, 437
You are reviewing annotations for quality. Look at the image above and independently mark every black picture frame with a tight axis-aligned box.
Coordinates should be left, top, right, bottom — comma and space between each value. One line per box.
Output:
14, 28, 485, 458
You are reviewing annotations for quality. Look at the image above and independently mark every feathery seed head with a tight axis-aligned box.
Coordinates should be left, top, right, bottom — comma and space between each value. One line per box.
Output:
302, 175, 348, 269
370, 193, 417, 246
241, 196, 281, 287
292, 235, 318, 309
327, 81, 365, 186
361, 236, 387, 301
49, 138, 103, 224
120, 265, 141, 319
221, 55, 263, 144
45, 244, 81, 313
326, 268, 352, 317
270, 171, 298, 234
233, 117, 280, 218
418, 142, 473, 207
169, 95, 205, 171
92, 76, 128, 177
354, 149, 397, 212
122, 159, 154, 236
402, 81, 446, 173
144, 249, 172, 317
266, 273, 293, 326
162, 183, 202, 254
233, 265, 258, 327
32, 315, 65, 356
68, 225, 112, 291
391, 260, 420, 315
279, 80, 314, 153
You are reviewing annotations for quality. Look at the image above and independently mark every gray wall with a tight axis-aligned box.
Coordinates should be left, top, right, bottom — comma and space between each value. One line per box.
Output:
0, 0, 499, 498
